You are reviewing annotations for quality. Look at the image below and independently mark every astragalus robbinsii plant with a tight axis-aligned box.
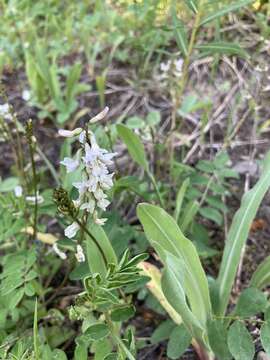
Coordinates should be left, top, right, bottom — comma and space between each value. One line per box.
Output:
137, 150, 270, 360
54, 109, 147, 359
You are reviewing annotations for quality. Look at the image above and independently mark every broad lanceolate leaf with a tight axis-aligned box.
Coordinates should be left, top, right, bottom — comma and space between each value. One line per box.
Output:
200, 0, 255, 26
86, 221, 117, 279
171, 6, 188, 57
138, 262, 182, 324
161, 257, 205, 340
216, 151, 270, 315
174, 178, 190, 223
250, 255, 270, 290
137, 204, 212, 329
117, 124, 148, 171
227, 321, 255, 360
196, 42, 247, 58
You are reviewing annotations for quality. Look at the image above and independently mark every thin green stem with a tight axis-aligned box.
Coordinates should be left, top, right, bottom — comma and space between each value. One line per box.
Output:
73, 216, 108, 266
147, 170, 165, 208
105, 312, 136, 360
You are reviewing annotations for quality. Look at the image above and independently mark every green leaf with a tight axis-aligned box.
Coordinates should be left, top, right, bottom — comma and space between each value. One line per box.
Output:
151, 320, 176, 344
216, 151, 270, 315
179, 200, 200, 233
137, 203, 212, 330
261, 322, 270, 355
227, 321, 254, 360
200, 0, 255, 26
199, 207, 223, 226
8, 288, 24, 309
174, 178, 190, 223
86, 220, 118, 279
146, 111, 161, 127
184, 0, 198, 13
208, 319, 231, 360
196, 42, 247, 58
234, 288, 268, 318
84, 323, 109, 341
250, 255, 270, 290
0, 177, 19, 192
111, 305, 135, 322
117, 124, 148, 171
171, 6, 188, 57
52, 349, 68, 360
167, 325, 192, 359
161, 255, 204, 341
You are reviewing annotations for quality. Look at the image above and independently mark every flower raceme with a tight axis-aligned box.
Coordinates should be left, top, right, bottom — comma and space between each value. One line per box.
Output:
59, 108, 116, 241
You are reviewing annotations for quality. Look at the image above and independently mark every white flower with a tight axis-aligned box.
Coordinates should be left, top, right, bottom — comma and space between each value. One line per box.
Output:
26, 194, 44, 204
80, 199, 95, 213
52, 243, 67, 260
22, 89, 31, 101
64, 222, 80, 239
58, 128, 83, 137
97, 197, 110, 211
75, 245, 85, 262
89, 107, 109, 123
0, 103, 12, 120
94, 217, 107, 226
14, 185, 23, 198
60, 157, 79, 173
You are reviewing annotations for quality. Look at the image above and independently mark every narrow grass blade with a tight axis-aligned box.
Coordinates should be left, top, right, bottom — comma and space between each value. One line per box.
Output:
217, 151, 270, 315
196, 42, 247, 58
117, 124, 149, 171
174, 178, 190, 223
200, 0, 255, 26
171, 6, 188, 57
33, 298, 40, 359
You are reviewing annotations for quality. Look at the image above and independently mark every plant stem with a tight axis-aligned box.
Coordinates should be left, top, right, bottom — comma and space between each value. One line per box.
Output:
105, 312, 136, 360
27, 122, 38, 241
73, 217, 108, 266
147, 170, 165, 208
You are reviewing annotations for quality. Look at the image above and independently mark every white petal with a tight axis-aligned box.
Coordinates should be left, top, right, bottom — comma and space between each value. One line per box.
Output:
58, 128, 83, 137
52, 243, 67, 260
75, 244, 85, 262
89, 107, 109, 123
60, 157, 79, 173
64, 222, 80, 239
97, 197, 110, 211
94, 217, 107, 226
14, 185, 23, 197
26, 195, 44, 204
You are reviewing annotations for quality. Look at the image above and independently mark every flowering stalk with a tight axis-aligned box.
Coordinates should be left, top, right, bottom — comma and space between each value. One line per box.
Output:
54, 107, 116, 263
26, 119, 38, 241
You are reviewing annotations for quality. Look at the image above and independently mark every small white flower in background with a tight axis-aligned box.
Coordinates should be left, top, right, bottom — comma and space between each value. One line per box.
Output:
52, 243, 67, 260
64, 221, 80, 239
0, 103, 12, 121
75, 245, 85, 263
22, 89, 31, 102
26, 194, 44, 204
159, 57, 184, 80
14, 185, 23, 198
